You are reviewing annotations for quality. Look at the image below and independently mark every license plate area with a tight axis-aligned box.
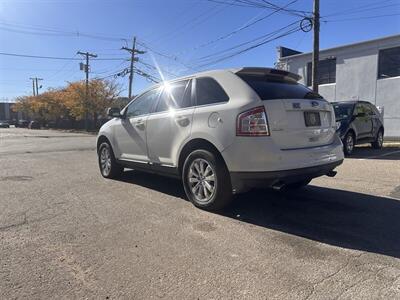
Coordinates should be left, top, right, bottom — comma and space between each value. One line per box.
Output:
304, 111, 321, 127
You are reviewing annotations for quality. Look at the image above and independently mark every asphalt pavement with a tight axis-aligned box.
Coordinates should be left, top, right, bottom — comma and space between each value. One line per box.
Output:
1, 128, 400, 299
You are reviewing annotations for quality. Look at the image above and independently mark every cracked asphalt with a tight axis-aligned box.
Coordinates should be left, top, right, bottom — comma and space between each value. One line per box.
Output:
1, 128, 400, 299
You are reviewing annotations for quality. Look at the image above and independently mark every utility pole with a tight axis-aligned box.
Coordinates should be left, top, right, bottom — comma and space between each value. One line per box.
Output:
122, 37, 145, 99
312, 0, 320, 93
29, 78, 36, 96
29, 77, 43, 96
35, 78, 43, 95
77, 51, 97, 131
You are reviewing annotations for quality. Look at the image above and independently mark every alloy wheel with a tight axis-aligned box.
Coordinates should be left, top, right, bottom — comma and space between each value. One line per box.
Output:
100, 146, 112, 176
346, 134, 354, 153
378, 131, 383, 147
188, 158, 216, 204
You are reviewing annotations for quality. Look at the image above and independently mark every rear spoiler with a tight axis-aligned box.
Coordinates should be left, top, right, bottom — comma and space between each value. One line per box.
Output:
235, 67, 302, 83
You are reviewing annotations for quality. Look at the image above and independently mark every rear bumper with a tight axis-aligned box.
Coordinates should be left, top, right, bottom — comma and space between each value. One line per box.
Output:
230, 159, 343, 193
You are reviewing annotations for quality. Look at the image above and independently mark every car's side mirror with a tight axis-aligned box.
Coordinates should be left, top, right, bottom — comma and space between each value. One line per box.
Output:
107, 107, 122, 118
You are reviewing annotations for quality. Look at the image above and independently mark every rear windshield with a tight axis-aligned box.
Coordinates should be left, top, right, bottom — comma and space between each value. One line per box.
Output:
238, 74, 323, 100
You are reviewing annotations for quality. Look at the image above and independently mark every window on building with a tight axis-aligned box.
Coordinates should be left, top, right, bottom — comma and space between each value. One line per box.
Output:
307, 58, 336, 86
195, 77, 229, 106
378, 46, 400, 79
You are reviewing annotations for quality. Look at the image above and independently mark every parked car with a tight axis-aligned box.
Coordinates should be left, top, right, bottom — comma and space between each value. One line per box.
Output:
7, 119, 17, 126
0, 120, 10, 128
332, 101, 384, 155
16, 120, 30, 128
28, 121, 41, 129
97, 67, 344, 210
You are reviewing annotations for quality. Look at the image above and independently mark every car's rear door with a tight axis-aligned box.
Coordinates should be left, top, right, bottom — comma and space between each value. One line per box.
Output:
367, 103, 380, 138
146, 80, 195, 168
353, 103, 371, 139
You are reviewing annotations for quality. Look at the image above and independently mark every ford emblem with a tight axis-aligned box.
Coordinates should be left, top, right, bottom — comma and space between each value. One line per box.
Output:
311, 101, 319, 107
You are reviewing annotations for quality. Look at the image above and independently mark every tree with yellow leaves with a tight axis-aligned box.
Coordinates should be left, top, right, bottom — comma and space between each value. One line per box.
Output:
13, 79, 122, 129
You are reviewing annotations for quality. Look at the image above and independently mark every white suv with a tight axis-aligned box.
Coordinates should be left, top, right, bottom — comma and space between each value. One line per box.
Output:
97, 67, 344, 210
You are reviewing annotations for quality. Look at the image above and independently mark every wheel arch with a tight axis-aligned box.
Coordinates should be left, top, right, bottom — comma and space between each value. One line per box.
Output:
97, 135, 111, 153
177, 138, 228, 176
346, 128, 356, 143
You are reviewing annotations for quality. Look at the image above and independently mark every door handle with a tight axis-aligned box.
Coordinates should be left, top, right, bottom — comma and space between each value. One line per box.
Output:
134, 120, 145, 129
174, 116, 190, 127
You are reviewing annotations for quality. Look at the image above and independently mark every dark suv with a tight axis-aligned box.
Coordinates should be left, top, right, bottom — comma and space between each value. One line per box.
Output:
332, 101, 384, 155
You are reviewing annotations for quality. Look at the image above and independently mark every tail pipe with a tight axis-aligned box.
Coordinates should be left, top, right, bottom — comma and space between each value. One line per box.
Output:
326, 170, 337, 177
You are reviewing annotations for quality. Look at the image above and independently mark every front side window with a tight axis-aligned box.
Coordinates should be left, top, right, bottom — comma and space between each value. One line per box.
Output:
238, 74, 323, 100
125, 88, 161, 118
306, 58, 336, 86
364, 104, 374, 116
155, 80, 192, 113
354, 103, 366, 117
378, 46, 400, 79
195, 77, 229, 106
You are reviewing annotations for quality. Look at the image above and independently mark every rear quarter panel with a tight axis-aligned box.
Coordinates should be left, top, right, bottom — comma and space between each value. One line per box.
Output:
176, 71, 260, 166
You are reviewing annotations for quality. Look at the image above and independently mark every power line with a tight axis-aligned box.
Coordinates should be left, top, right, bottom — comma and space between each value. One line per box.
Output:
194, 25, 301, 68
136, 40, 198, 71
194, 20, 300, 62
137, 60, 179, 78
185, 0, 300, 53
324, 12, 400, 22
0, 21, 129, 42
322, 0, 399, 18
0, 51, 127, 61
150, 2, 224, 45
206, 0, 310, 16
133, 68, 160, 84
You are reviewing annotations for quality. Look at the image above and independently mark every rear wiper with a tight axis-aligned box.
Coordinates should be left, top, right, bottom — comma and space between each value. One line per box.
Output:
304, 92, 323, 99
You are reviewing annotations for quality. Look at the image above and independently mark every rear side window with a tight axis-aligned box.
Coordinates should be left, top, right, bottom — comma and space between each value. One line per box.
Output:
155, 80, 192, 112
238, 74, 323, 100
195, 77, 229, 106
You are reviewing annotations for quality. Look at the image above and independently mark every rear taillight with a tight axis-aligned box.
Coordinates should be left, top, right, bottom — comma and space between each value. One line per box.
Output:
236, 106, 270, 136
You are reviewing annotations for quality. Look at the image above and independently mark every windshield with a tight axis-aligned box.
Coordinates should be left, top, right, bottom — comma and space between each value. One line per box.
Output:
237, 74, 324, 100
332, 103, 354, 120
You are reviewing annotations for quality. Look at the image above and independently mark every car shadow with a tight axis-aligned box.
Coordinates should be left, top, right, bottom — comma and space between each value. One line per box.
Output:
349, 146, 400, 160
117, 170, 400, 259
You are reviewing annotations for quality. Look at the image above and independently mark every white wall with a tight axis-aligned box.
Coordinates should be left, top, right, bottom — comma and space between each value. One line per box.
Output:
279, 35, 400, 137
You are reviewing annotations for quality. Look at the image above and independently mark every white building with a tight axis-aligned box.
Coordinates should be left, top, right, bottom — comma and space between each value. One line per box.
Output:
277, 34, 400, 138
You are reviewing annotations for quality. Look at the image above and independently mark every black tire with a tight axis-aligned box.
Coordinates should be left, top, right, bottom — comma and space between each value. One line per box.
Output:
343, 131, 355, 156
371, 129, 384, 149
285, 179, 312, 190
98, 141, 124, 179
182, 149, 232, 211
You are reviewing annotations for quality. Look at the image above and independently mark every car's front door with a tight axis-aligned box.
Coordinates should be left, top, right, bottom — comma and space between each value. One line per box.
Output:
362, 103, 374, 138
114, 88, 161, 162
146, 80, 195, 168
